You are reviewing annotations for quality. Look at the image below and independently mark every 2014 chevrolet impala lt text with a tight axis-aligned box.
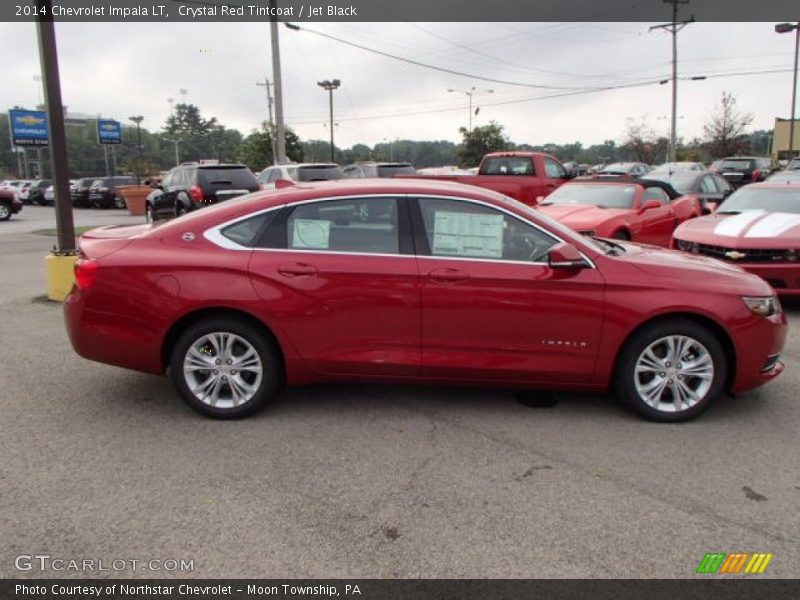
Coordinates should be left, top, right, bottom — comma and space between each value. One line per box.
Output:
63, 179, 787, 422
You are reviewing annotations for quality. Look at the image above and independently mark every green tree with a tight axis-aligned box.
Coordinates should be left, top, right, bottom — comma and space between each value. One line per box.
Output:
457, 121, 511, 168
239, 124, 303, 172
619, 117, 667, 164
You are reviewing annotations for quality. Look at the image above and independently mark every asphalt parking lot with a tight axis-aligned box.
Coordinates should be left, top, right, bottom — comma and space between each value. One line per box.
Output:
1, 205, 799, 579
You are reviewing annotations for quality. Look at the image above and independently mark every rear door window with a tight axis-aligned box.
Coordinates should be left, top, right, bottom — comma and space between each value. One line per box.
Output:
286, 197, 400, 254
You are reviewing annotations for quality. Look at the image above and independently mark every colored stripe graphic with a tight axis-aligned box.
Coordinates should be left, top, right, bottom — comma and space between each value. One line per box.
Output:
696, 552, 773, 574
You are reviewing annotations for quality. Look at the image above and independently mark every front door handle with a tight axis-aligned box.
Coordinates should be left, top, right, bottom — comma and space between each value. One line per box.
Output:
428, 268, 470, 283
278, 263, 318, 277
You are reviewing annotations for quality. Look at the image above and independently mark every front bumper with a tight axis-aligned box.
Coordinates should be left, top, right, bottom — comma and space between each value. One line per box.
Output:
730, 311, 788, 394
738, 262, 800, 296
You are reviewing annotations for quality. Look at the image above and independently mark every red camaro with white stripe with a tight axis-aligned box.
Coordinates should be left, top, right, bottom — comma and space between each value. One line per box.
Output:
672, 182, 800, 296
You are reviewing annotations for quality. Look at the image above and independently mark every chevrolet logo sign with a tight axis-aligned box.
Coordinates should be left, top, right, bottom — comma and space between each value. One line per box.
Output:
724, 250, 746, 260
16, 115, 45, 125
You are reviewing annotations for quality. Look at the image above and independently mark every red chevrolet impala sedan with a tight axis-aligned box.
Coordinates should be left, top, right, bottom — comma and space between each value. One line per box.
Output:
64, 179, 786, 422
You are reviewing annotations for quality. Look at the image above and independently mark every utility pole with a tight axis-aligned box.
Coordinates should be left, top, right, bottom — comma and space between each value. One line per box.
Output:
651, 0, 693, 162
256, 77, 278, 164
269, 2, 286, 164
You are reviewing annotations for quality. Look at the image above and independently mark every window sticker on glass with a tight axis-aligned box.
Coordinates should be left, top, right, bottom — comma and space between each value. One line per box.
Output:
432, 211, 504, 258
292, 219, 330, 249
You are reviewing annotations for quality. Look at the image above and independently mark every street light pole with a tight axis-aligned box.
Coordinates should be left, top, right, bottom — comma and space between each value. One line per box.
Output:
448, 86, 494, 132
129, 115, 144, 185
776, 22, 800, 161
317, 79, 340, 163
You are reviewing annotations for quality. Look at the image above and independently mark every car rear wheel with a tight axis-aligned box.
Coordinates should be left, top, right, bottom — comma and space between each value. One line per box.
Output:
615, 319, 726, 422
174, 201, 184, 218
0, 201, 11, 221
169, 317, 281, 418
113, 195, 126, 209
145, 203, 156, 223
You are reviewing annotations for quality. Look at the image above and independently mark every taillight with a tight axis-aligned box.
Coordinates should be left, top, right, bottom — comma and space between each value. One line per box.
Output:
189, 185, 204, 203
752, 169, 761, 181
74, 259, 99, 290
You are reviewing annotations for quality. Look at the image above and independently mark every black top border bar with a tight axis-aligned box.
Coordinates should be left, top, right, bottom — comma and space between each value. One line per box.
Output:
5, 0, 800, 22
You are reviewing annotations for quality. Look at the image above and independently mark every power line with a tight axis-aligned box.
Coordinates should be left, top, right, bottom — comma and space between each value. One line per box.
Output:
283, 23, 593, 91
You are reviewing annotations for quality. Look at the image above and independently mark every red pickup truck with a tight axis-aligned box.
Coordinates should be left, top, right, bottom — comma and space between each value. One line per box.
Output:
411, 151, 573, 206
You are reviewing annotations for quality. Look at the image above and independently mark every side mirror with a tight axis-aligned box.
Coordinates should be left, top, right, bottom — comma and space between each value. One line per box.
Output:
639, 199, 661, 212
548, 242, 589, 269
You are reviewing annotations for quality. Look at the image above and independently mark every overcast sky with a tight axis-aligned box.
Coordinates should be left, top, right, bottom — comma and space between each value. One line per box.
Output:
1, 21, 797, 150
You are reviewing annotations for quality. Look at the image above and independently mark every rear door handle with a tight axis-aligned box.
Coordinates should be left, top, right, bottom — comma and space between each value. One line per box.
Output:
428, 268, 470, 283
278, 263, 318, 277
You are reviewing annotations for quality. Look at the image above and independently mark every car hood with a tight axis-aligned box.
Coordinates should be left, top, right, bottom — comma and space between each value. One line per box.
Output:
674, 210, 800, 248
539, 203, 631, 229
613, 241, 773, 296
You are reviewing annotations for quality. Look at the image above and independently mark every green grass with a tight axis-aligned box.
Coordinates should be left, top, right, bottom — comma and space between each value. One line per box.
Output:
32, 226, 97, 237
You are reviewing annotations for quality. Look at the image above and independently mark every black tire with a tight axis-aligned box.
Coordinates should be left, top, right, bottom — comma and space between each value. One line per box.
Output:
113, 195, 126, 209
612, 230, 630, 241
169, 317, 281, 419
145, 203, 156, 223
0, 201, 11, 221
174, 201, 184, 218
615, 318, 727, 422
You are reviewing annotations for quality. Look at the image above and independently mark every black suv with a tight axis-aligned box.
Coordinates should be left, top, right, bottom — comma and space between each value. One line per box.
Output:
72, 177, 100, 208
27, 179, 53, 205
716, 157, 773, 188
88, 176, 137, 208
146, 163, 259, 222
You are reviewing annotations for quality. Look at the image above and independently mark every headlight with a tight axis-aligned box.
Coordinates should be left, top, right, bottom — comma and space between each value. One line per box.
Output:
742, 296, 781, 317
676, 238, 698, 253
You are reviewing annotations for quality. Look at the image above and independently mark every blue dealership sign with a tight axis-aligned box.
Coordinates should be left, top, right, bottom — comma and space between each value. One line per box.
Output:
97, 119, 122, 145
8, 109, 49, 146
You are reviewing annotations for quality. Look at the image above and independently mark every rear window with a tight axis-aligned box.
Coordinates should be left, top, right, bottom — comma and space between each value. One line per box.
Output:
296, 166, 345, 182
377, 165, 415, 177
196, 167, 258, 189
720, 160, 754, 170
480, 157, 534, 176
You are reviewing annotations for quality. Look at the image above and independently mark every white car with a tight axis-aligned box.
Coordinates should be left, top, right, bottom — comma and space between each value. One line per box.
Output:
257, 163, 345, 190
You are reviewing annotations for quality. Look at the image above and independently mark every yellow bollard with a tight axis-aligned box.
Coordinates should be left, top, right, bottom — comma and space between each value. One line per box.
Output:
45, 252, 79, 302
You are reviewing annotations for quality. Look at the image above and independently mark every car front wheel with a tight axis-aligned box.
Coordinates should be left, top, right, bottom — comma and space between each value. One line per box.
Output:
169, 317, 281, 418
113, 195, 126, 209
0, 201, 10, 221
615, 319, 726, 422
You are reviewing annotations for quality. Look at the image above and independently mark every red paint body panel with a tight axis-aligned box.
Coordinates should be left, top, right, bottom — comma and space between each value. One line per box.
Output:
63, 179, 787, 403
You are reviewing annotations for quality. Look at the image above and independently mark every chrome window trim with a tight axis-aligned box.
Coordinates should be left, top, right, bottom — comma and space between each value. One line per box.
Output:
202, 192, 596, 269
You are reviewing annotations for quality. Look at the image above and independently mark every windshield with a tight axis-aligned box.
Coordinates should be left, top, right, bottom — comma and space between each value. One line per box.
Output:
296, 166, 345, 182
540, 183, 638, 209
717, 187, 800, 214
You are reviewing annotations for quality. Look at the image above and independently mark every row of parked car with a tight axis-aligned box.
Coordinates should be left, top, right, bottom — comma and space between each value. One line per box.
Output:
0, 176, 140, 209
